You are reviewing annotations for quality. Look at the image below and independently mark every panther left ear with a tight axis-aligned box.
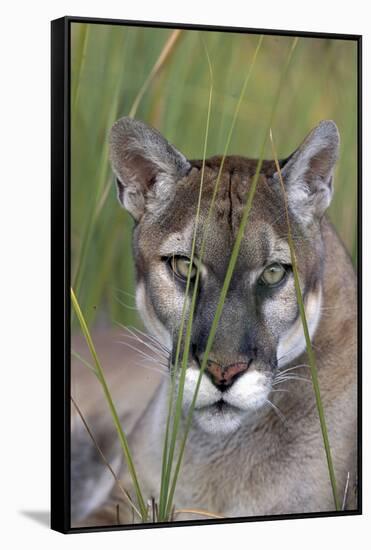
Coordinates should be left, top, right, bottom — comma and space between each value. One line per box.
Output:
274, 120, 340, 224
109, 117, 191, 221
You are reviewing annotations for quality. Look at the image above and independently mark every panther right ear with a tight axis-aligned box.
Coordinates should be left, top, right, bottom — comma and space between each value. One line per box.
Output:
109, 117, 191, 221
274, 120, 340, 225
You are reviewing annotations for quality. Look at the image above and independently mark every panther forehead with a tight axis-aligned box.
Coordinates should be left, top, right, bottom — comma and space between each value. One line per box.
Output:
158, 223, 195, 256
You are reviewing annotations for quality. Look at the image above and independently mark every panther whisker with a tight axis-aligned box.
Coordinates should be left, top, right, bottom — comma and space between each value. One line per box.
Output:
137, 356, 168, 370
265, 399, 287, 424
124, 330, 168, 361
113, 288, 139, 310
277, 364, 310, 374
132, 361, 170, 377
116, 340, 167, 365
116, 322, 169, 359
277, 341, 322, 365
128, 325, 171, 355
273, 375, 311, 385
320, 305, 350, 311
124, 332, 167, 356
114, 288, 136, 300
274, 372, 311, 380
116, 297, 139, 311
276, 343, 305, 364
274, 373, 311, 380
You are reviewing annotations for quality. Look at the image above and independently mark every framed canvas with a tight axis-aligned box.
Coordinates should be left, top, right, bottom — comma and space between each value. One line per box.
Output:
51, 16, 362, 533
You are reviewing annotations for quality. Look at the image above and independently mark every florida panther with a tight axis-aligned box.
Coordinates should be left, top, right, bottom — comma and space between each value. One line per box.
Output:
71, 118, 357, 526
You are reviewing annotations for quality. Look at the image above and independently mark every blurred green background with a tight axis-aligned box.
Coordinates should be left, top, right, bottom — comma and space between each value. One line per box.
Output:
71, 23, 358, 329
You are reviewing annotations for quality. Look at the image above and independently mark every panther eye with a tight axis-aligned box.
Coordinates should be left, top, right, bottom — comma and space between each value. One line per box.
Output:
170, 256, 197, 281
260, 263, 286, 286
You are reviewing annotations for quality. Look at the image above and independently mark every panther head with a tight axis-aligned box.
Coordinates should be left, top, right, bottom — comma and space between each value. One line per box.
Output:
110, 117, 339, 434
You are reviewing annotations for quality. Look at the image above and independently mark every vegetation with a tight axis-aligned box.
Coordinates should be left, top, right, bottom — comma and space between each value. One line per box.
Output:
70, 23, 357, 522
71, 24, 357, 329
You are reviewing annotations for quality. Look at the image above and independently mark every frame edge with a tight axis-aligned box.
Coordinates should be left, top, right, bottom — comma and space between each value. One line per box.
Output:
51, 15, 70, 534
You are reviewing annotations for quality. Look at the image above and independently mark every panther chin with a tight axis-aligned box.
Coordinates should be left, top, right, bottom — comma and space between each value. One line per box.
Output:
193, 401, 248, 434
183, 365, 271, 435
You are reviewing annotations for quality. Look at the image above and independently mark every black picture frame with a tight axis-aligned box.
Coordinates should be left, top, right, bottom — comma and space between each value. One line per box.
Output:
51, 15, 362, 534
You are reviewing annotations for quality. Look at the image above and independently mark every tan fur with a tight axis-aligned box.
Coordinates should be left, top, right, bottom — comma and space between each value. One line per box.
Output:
71, 119, 357, 526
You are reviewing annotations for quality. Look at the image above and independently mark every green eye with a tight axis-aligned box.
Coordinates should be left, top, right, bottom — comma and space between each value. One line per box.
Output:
260, 263, 286, 286
170, 256, 197, 280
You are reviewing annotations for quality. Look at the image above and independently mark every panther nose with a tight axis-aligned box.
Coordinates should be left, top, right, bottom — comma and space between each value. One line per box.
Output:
205, 360, 251, 390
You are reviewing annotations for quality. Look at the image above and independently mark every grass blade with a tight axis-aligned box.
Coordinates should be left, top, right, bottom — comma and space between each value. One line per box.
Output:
70, 287, 148, 521
158, 38, 214, 520
269, 129, 340, 511
73, 30, 183, 313
129, 30, 183, 118
72, 24, 90, 118
173, 508, 225, 520
164, 37, 299, 518
71, 349, 97, 374
163, 34, 265, 518
71, 395, 142, 519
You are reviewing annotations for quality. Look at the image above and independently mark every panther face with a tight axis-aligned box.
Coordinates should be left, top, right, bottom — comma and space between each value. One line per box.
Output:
110, 117, 338, 434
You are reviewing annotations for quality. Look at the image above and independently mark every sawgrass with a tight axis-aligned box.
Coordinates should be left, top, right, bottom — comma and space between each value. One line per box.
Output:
269, 130, 340, 510
71, 288, 148, 521
162, 37, 302, 520
159, 35, 265, 520
70, 23, 356, 522
71, 24, 357, 328
157, 41, 215, 520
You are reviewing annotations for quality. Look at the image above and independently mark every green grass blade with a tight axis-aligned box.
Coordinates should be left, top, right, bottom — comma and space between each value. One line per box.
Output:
160, 32, 260, 517
269, 129, 340, 511
72, 32, 125, 296
164, 34, 265, 518
73, 30, 184, 318
71, 395, 142, 520
162, 34, 264, 518
71, 26, 357, 341
158, 38, 214, 521
129, 30, 183, 118
71, 24, 90, 119
71, 349, 97, 374
70, 287, 148, 521
164, 37, 299, 518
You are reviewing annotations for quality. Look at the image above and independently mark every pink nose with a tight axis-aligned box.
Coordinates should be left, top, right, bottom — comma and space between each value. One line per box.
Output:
206, 360, 250, 388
